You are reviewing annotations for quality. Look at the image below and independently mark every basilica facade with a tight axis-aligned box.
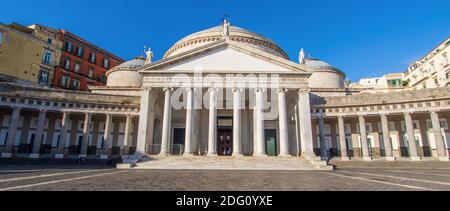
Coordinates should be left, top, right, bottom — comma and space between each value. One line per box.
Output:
0, 21, 449, 168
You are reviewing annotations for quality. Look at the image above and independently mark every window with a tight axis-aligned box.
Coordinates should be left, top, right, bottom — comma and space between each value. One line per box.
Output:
65, 42, 73, 53
434, 77, 439, 86
76, 47, 84, 57
89, 53, 96, 64
387, 79, 401, 87
430, 62, 436, 72
38, 70, 50, 85
441, 120, 448, 130
74, 63, 81, 73
61, 76, 70, 88
71, 79, 80, 90
88, 67, 94, 78
103, 59, 110, 69
443, 54, 449, 67
0, 31, 4, 45
63, 59, 71, 70
42, 51, 52, 65
47, 38, 52, 44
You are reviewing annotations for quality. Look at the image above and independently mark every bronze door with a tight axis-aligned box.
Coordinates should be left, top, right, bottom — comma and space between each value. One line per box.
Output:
218, 129, 233, 156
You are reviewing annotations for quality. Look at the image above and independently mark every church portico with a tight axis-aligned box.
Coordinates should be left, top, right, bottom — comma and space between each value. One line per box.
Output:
137, 83, 313, 159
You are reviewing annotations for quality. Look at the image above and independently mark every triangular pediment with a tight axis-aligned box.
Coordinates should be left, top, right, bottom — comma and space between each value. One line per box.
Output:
140, 41, 314, 75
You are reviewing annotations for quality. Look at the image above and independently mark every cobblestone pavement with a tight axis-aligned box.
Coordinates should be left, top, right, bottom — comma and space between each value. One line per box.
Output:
1, 165, 450, 191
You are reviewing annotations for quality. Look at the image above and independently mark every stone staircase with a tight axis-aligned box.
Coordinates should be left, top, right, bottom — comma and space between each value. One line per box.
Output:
131, 156, 334, 171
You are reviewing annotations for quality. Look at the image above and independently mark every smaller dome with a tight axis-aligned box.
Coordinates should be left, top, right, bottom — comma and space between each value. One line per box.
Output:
304, 58, 346, 89
106, 57, 144, 87
114, 57, 146, 70
305, 58, 340, 72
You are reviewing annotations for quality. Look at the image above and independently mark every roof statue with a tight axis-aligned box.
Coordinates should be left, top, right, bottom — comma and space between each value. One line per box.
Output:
144, 46, 153, 65
222, 18, 230, 38
299, 48, 306, 64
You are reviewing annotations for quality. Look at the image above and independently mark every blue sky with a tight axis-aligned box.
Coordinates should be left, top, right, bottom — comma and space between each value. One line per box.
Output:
1, 0, 449, 81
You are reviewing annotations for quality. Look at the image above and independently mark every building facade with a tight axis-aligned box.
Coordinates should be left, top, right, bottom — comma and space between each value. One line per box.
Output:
52, 30, 124, 91
404, 37, 450, 90
0, 21, 448, 168
352, 37, 450, 93
0, 23, 62, 86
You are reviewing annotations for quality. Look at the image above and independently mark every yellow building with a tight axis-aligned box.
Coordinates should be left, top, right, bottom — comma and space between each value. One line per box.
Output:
0, 23, 62, 86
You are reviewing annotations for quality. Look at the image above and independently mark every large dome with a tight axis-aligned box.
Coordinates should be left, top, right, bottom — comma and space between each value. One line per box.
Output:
164, 23, 289, 59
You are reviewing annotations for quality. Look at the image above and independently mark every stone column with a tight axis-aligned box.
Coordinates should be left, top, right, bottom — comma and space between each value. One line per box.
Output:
55, 111, 70, 159
254, 88, 266, 156
380, 114, 395, 161
91, 120, 100, 154
278, 89, 290, 157
47, 117, 56, 151
318, 114, 328, 160
184, 88, 194, 156
207, 89, 218, 156
160, 88, 173, 156
2, 108, 21, 157
233, 88, 243, 156
338, 116, 349, 160
101, 114, 112, 159
358, 115, 371, 161
298, 89, 315, 159
430, 111, 448, 161
404, 112, 420, 160
123, 114, 132, 156
80, 113, 92, 157
136, 88, 154, 156
30, 109, 47, 158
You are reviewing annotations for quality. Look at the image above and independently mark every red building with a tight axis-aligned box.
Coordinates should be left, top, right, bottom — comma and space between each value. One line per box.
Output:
52, 30, 124, 91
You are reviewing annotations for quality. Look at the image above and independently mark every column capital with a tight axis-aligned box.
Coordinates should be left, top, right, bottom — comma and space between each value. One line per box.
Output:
185, 87, 194, 92
357, 114, 366, 118
255, 88, 266, 93
403, 111, 412, 116
317, 113, 325, 119
277, 88, 289, 93
232, 88, 244, 93
380, 113, 389, 118
297, 87, 310, 94
429, 109, 440, 114
163, 87, 174, 92
141, 87, 152, 91
208, 87, 219, 93
38, 109, 48, 113
337, 115, 345, 120
11, 106, 21, 111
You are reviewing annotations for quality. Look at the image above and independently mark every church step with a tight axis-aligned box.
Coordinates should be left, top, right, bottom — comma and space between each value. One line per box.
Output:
131, 156, 333, 171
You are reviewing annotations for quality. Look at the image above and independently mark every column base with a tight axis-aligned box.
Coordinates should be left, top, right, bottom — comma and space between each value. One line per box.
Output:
278, 154, 292, 158
362, 157, 372, 161
438, 157, 449, 161
409, 156, 421, 161
183, 153, 195, 157
55, 154, 65, 159
100, 155, 110, 160
1, 153, 12, 158
384, 157, 396, 161
79, 154, 87, 158
232, 153, 244, 157
29, 154, 40, 159
340, 157, 350, 161
207, 153, 218, 157
253, 154, 268, 157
